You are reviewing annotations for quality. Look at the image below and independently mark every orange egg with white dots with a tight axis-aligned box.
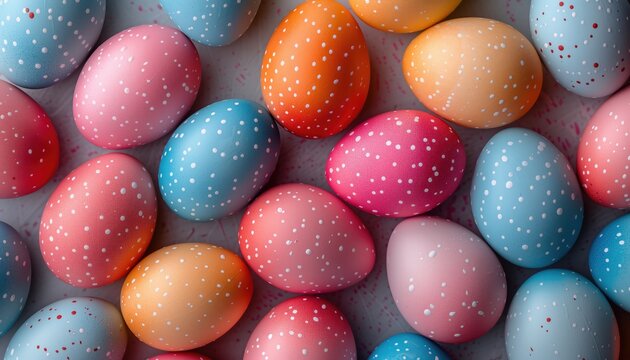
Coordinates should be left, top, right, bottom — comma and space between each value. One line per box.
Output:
261, 0, 371, 139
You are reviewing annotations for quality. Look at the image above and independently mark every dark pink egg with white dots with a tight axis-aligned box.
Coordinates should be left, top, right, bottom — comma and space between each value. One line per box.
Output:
244, 296, 357, 360
39, 153, 157, 288
326, 110, 465, 217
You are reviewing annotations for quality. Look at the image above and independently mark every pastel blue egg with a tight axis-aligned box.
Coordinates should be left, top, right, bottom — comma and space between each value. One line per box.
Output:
0, 0, 106, 89
369, 333, 451, 360
0, 221, 31, 336
5, 297, 127, 359
505, 269, 619, 360
160, 0, 261, 46
471, 128, 583, 268
158, 99, 281, 221
530, 0, 630, 98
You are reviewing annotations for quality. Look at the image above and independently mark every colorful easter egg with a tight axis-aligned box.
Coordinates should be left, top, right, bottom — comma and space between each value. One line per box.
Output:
149, 352, 212, 360
0, 221, 31, 336
369, 333, 451, 360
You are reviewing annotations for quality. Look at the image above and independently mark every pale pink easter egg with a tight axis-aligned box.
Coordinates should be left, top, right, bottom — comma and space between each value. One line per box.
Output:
149, 353, 211, 360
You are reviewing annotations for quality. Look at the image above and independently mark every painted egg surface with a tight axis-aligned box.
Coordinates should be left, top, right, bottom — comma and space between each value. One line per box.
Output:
368, 333, 451, 360
471, 128, 584, 268
73, 25, 202, 149
326, 110, 465, 217
505, 269, 620, 360
158, 99, 281, 222
5, 297, 127, 360
160, 0, 261, 46
0, 80, 60, 198
403, 17, 543, 129
238, 183, 375, 293
149, 353, 212, 360
387, 217, 507, 344
0, 0, 106, 89
578, 86, 630, 208
530, 0, 630, 98
244, 296, 357, 360
39, 152, 157, 288
261, 0, 371, 138
0, 221, 31, 336
121, 243, 253, 351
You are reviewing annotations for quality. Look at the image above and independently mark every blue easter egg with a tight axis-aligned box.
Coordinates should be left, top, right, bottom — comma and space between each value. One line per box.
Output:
0, 221, 31, 336
369, 333, 451, 360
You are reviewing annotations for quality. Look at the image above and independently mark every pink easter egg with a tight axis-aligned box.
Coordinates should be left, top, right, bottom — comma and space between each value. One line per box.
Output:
149, 352, 211, 360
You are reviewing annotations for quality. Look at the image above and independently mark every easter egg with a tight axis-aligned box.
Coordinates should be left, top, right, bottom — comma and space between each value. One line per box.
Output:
261, 0, 370, 138
471, 128, 584, 268
158, 99, 281, 221
326, 110, 465, 217
238, 183, 375, 293
505, 269, 620, 360
369, 333, 451, 360
160, 0, 261, 46
39, 152, 157, 288
0, 80, 60, 198
5, 297, 127, 360
73, 25, 202, 149
386, 217, 507, 343
530, 0, 630, 98
403, 17, 543, 129
0, 221, 31, 336
578, 86, 630, 208
149, 353, 212, 360
0, 0, 106, 89
244, 296, 356, 359
121, 243, 253, 351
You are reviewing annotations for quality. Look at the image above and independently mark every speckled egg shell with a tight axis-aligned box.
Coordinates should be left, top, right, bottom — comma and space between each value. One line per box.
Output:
39, 152, 157, 288
238, 183, 375, 293
149, 352, 212, 360
261, 0, 371, 139
0, 0, 106, 89
120, 243, 253, 351
578, 86, 630, 208
471, 128, 584, 268
5, 297, 127, 360
326, 110, 465, 217
530, 0, 630, 98
158, 99, 281, 221
386, 217, 507, 344
505, 269, 620, 360
0, 221, 31, 336
368, 333, 451, 360
403, 17, 543, 129
160, 0, 261, 46
0, 80, 60, 198
73, 24, 202, 149
244, 296, 357, 359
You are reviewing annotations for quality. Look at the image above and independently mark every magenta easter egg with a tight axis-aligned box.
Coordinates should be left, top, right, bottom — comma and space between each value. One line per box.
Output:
149, 353, 211, 360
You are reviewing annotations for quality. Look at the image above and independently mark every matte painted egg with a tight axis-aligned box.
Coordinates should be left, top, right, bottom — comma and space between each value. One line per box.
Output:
403, 17, 543, 129
261, 0, 370, 138
369, 333, 451, 360
121, 243, 253, 351
386, 217, 507, 344
39, 152, 157, 288
0, 0, 106, 89
471, 128, 584, 268
0, 80, 60, 198
530, 0, 630, 98
0, 221, 31, 336
158, 99, 281, 221
326, 110, 465, 217
73, 25, 202, 149
149, 353, 212, 360
244, 296, 356, 359
5, 297, 127, 360
238, 183, 375, 293
505, 269, 620, 360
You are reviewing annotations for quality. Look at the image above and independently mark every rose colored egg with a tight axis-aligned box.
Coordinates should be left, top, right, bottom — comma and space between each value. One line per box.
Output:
39, 152, 157, 288
238, 183, 375, 293
0, 80, 59, 198
73, 25, 202, 149
578, 86, 630, 208
261, 0, 370, 138
326, 110, 465, 217
121, 243, 253, 351
244, 296, 357, 359
149, 352, 212, 360
387, 216, 507, 343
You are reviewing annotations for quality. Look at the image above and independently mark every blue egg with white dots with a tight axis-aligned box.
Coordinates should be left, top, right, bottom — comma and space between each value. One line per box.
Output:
158, 99, 281, 221
0, 221, 31, 336
369, 333, 451, 360
160, 0, 261, 46
471, 128, 584, 268
0, 0, 106, 89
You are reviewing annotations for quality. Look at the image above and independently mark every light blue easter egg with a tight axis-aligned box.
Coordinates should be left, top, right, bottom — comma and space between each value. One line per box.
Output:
158, 99, 281, 221
0, 221, 31, 336
369, 333, 451, 360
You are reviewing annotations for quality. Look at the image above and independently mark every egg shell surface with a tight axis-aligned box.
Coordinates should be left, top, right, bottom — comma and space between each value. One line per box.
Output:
149, 352, 212, 360
0, 221, 31, 336
368, 333, 451, 360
